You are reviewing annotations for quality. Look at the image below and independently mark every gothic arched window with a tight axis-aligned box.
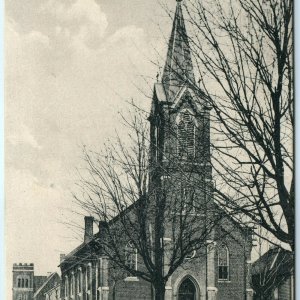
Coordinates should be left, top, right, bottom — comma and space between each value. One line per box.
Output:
17, 278, 21, 288
125, 241, 137, 276
177, 111, 195, 159
21, 278, 24, 288
218, 244, 229, 280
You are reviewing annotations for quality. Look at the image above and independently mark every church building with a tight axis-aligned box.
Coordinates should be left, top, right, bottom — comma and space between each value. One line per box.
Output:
60, 1, 254, 299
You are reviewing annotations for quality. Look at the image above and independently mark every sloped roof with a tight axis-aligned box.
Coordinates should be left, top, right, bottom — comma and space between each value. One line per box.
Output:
252, 247, 293, 276
33, 273, 60, 298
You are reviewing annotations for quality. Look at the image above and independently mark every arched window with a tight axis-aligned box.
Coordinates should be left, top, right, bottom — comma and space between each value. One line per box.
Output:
21, 278, 24, 288
64, 275, 68, 297
77, 268, 82, 293
178, 278, 196, 300
25, 279, 28, 288
86, 263, 92, 291
17, 278, 21, 288
177, 111, 195, 159
218, 244, 229, 280
70, 273, 74, 296
124, 241, 138, 276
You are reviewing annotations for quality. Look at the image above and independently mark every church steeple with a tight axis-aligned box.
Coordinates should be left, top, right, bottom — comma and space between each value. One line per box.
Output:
162, 0, 195, 101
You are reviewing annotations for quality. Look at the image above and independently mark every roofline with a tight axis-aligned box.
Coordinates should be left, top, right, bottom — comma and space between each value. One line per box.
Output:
33, 272, 57, 298
59, 199, 140, 268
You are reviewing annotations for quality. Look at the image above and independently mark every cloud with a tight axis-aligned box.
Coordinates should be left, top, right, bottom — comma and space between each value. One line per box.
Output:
7, 123, 42, 150
42, 0, 108, 49
109, 25, 145, 45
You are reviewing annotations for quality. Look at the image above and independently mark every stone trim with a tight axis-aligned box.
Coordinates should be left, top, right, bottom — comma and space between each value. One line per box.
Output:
206, 240, 216, 246
163, 237, 172, 242
124, 277, 139, 282
207, 287, 218, 292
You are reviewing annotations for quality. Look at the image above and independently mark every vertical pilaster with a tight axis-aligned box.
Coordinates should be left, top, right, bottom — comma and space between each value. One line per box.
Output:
163, 237, 172, 300
100, 257, 109, 300
206, 240, 217, 300
245, 260, 253, 300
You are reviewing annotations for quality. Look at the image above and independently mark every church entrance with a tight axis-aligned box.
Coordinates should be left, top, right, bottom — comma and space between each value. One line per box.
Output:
178, 278, 196, 300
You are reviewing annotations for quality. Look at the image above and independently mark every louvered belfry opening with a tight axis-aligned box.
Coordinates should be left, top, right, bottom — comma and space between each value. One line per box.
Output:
177, 111, 195, 160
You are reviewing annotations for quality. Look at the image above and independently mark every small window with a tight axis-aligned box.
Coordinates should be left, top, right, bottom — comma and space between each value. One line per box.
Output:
218, 244, 229, 280
87, 264, 92, 291
64, 276, 69, 297
21, 278, 24, 288
25, 279, 28, 288
77, 269, 82, 293
17, 278, 21, 288
125, 241, 138, 276
70, 274, 74, 296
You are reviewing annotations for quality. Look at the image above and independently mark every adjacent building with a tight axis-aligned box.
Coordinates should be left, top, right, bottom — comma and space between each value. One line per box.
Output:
33, 272, 61, 300
252, 247, 294, 300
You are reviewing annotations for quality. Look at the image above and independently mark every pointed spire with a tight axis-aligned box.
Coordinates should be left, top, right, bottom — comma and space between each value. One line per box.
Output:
162, 0, 195, 101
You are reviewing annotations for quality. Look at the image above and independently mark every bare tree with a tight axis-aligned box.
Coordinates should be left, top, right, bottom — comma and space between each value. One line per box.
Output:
173, 0, 294, 249
73, 109, 232, 300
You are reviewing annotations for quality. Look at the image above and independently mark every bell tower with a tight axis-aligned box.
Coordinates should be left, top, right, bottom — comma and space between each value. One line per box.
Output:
149, 0, 212, 212
12, 263, 34, 300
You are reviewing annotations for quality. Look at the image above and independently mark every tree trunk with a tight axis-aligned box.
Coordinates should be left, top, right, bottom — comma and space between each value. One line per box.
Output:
154, 282, 166, 300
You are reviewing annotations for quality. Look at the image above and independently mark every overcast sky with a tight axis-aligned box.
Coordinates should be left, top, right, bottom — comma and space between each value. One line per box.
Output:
5, 0, 176, 296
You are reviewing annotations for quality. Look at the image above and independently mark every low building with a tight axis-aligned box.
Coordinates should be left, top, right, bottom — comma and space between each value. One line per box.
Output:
33, 273, 61, 300
252, 247, 294, 300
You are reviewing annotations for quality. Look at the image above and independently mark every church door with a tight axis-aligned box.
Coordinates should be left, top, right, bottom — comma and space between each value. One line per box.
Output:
178, 278, 196, 300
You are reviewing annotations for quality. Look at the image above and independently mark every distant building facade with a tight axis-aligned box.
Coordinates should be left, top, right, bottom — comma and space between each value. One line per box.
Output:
12, 264, 60, 300
13, 263, 35, 300
59, 1, 254, 300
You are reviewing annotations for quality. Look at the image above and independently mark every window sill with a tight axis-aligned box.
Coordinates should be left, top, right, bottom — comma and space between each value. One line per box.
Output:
218, 280, 231, 283
124, 277, 139, 282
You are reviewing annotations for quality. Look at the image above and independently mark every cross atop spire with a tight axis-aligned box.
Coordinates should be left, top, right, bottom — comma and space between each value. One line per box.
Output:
162, 0, 195, 101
